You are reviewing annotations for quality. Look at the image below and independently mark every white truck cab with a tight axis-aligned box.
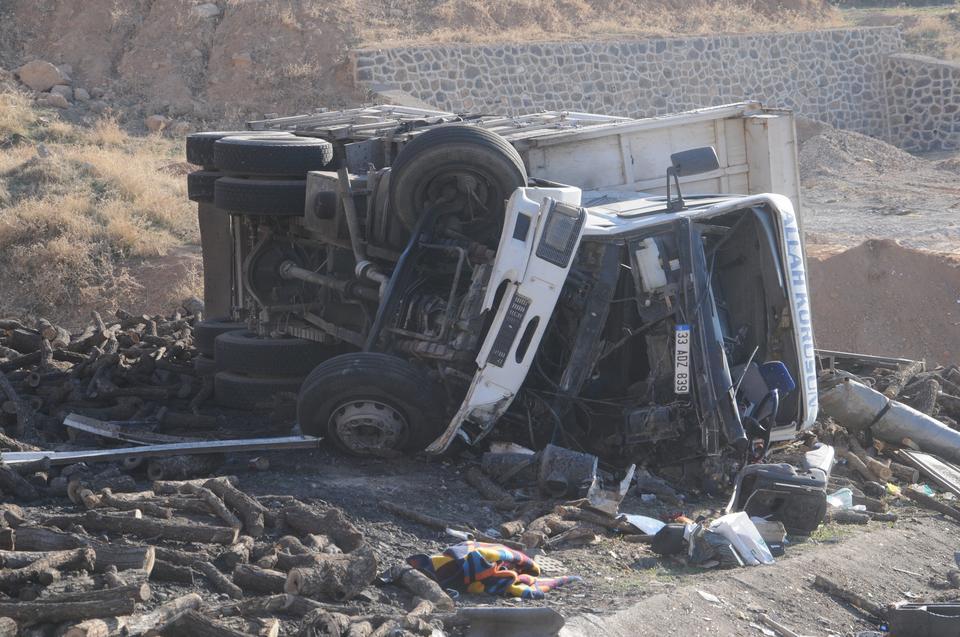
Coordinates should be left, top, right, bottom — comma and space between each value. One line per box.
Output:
429, 182, 817, 464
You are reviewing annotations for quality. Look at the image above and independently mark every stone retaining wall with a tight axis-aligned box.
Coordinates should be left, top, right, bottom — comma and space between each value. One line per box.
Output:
885, 53, 960, 152
352, 27, 902, 138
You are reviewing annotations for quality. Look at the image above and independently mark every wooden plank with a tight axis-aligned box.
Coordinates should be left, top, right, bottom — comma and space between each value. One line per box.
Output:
899, 450, 960, 498
1, 436, 322, 467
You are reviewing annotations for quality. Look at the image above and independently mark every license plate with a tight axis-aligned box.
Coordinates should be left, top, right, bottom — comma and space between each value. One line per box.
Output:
674, 324, 690, 394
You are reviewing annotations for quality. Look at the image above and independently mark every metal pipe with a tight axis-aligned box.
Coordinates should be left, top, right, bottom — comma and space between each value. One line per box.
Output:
278, 261, 379, 302
335, 166, 389, 290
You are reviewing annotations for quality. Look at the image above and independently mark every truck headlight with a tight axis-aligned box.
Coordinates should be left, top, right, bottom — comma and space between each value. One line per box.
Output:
536, 201, 585, 267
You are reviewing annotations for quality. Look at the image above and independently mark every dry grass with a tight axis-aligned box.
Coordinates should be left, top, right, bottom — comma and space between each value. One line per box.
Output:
0, 86, 199, 327
352, 0, 844, 46
844, 2, 960, 62
903, 12, 960, 61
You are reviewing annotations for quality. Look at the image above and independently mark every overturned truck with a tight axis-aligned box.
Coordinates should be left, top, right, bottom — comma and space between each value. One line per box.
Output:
186, 101, 818, 483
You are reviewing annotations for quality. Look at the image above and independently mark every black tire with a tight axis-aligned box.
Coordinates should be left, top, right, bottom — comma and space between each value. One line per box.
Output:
194, 319, 245, 357
214, 330, 331, 376
187, 170, 219, 203
193, 355, 217, 377
214, 177, 307, 216
298, 353, 445, 455
186, 131, 291, 168
214, 135, 337, 176
389, 125, 527, 235
215, 371, 302, 410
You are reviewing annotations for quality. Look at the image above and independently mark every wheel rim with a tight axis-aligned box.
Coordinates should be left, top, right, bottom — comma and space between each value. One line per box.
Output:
419, 169, 503, 245
329, 400, 408, 454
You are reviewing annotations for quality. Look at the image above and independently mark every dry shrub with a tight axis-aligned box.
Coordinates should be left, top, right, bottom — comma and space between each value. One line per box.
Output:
0, 86, 199, 325
903, 13, 960, 62
0, 90, 35, 138
87, 117, 128, 147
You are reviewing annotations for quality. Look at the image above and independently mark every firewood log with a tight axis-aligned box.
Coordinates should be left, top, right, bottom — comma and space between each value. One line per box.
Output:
65, 592, 201, 637
904, 487, 960, 521
194, 560, 243, 599
394, 567, 454, 611
154, 546, 218, 567
282, 503, 363, 553
275, 552, 328, 571
149, 560, 195, 584
520, 514, 576, 548
0, 463, 40, 500
276, 536, 313, 555
40, 511, 239, 545
813, 574, 886, 618
464, 466, 516, 508
214, 536, 254, 572
232, 563, 286, 595
0, 546, 94, 590
152, 476, 238, 494
297, 608, 352, 637
44, 583, 150, 604
344, 620, 373, 637
837, 449, 880, 483
14, 526, 155, 573
163, 610, 256, 637
0, 503, 27, 527
180, 484, 241, 530
889, 461, 920, 483
204, 478, 267, 538
0, 594, 136, 625
284, 546, 377, 601
95, 489, 174, 519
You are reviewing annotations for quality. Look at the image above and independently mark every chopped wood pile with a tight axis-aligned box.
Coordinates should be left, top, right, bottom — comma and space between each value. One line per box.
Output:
0, 474, 456, 636
0, 308, 222, 454
813, 354, 960, 526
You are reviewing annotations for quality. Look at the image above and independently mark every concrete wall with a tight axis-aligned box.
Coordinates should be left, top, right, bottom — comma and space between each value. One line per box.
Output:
885, 53, 960, 152
353, 28, 902, 138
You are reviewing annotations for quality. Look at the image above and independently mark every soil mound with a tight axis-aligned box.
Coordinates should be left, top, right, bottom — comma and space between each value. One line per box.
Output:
808, 239, 960, 365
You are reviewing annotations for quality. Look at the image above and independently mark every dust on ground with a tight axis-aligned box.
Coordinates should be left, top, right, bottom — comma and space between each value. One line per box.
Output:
800, 119, 960, 253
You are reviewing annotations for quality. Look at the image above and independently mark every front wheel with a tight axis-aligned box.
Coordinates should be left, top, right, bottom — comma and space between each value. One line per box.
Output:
297, 353, 446, 456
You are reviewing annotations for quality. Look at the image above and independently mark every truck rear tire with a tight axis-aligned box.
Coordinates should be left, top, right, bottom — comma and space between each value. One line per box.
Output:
187, 170, 219, 203
297, 353, 445, 455
389, 125, 527, 241
214, 330, 331, 376
187, 131, 291, 168
194, 319, 245, 357
214, 177, 307, 216
213, 135, 338, 176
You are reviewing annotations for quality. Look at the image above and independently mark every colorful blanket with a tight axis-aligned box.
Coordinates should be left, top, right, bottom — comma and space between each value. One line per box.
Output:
407, 541, 582, 600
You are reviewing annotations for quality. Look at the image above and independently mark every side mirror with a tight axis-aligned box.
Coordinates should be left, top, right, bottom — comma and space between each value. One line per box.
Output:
665, 146, 720, 211
670, 146, 720, 177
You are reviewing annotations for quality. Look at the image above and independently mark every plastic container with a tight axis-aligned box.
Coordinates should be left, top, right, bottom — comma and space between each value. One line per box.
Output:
826, 487, 853, 509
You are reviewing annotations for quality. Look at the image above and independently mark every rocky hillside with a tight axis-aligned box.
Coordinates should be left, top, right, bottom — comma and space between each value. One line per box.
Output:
0, 0, 837, 129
